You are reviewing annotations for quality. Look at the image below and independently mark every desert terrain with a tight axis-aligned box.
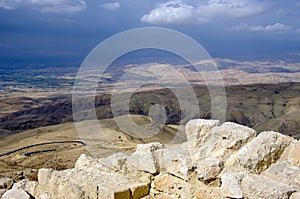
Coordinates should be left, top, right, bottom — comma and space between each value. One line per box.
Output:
0, 59, 300, 181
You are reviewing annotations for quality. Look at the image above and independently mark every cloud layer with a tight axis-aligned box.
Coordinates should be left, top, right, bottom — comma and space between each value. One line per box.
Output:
0, 0, 87, 13
141, 0, 264, 24
101, 2, 120, 11
141, 1, 193, 24
229, 23, 292, 32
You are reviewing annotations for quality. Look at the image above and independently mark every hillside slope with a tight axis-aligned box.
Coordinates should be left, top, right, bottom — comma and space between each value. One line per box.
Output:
1, 83, 299, 139
0, 115, 184, 180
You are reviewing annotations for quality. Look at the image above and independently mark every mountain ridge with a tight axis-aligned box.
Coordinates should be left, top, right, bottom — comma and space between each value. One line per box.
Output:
1, 82, 300, 139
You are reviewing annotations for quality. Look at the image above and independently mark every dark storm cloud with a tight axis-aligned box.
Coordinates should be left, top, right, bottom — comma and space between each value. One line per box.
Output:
0, 0, 299, 66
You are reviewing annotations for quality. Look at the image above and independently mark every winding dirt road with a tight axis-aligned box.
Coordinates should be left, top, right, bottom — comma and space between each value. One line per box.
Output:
0, 140, 86, 157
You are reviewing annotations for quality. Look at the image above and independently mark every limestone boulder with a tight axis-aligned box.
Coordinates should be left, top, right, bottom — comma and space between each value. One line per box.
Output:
158, 146, 192, 180
20, 181, 37, 198
26, 152, 152, 199
36, 169, 150, 199
134, 142, 164, 154
1, 187, 31, 199
188, 122, 256, 164
238, 131, 293, 173
126, 142, 164, 174
130, 183, 150, 199
98, 183, 150, 199
10, 179, 38, 198
262, 162, 300, 190
213, 122, 256, 151
99, 152, 129, 170
241, 175, 295, 199
38, 168, 53, 186
185, 119, 220, 140
220, 172, 243, 198
98, 185, 130, 199
196, 158, 223, 182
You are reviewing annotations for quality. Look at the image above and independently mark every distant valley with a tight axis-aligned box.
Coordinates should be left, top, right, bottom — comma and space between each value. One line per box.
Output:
1, 59, 300, 138
0, 82, 300, 139
1, 58, 300, 179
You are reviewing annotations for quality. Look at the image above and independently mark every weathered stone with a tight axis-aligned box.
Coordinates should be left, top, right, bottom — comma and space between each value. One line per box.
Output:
220, 172, 243, 198
238, 131, 293, 173
185, 119, 219, 162
185, 119, 220, 140
262, 162, 300, 190
23, 181, 38, 197
188, 122, 256, 164
38, 168, 53, 186
36, 156, 150, 198
196, 158, 223, 182
11, 179, 29, 190
288, 140, 300, 167
0, 178, 13, 190
98, 181, 151, 199
98, 185, 130, 199
126, 142, 164, 174
188, 131, 219, 163
207, 122, 256, 160
135, 142, 164, 154
58, 182, 84, 199
131, 183, 150, 199
100, 152, 129, 170
1, 187, 31, 199
74, 154, 95, 169
158, 146, 192, 180
214, 122, 256, 151
242, 175, 295, 199
291, 192, 300, 199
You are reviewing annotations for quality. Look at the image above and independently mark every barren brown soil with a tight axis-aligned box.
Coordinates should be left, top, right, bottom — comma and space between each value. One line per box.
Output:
0, 115, 184, 180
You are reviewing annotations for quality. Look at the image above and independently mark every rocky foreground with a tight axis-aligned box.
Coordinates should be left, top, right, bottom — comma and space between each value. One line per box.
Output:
1, 119, 300, 199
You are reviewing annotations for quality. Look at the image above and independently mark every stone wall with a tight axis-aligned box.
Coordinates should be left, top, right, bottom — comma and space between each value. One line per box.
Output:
1, 119, 300, 199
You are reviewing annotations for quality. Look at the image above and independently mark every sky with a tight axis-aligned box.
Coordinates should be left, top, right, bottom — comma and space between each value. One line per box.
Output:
0, 0, 300, 67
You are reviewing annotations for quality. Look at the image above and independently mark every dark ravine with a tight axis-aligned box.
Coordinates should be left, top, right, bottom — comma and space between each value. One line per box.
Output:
0, 82, 300, 138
